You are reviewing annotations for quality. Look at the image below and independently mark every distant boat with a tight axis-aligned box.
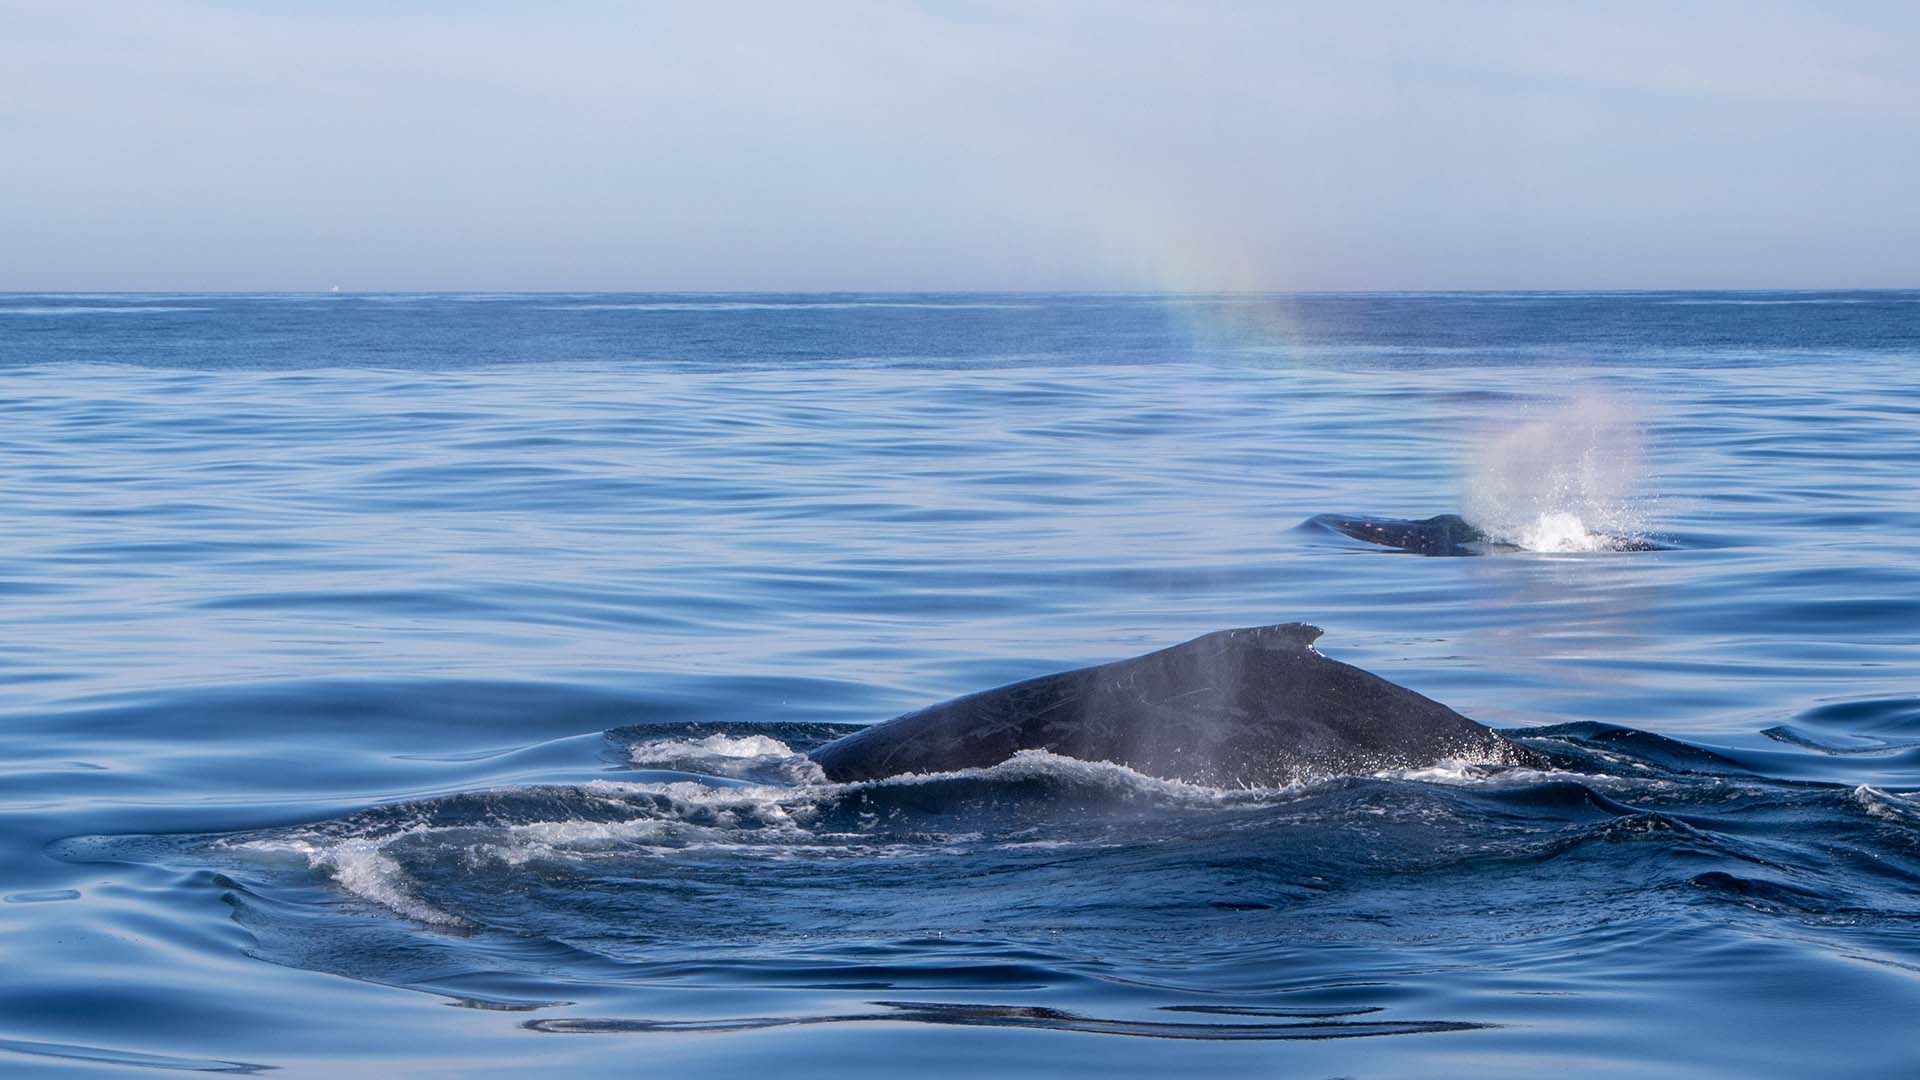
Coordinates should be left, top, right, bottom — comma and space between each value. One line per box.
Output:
329, 285, 341, 293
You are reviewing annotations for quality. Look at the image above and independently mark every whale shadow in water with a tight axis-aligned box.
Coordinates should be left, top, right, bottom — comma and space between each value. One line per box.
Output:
1301, 513, 1668, 556
808, 624, 1544, 787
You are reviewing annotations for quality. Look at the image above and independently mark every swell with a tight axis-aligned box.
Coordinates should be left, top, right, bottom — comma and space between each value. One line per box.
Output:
40, 707, 1920, 1065
59, 720, 1920, 952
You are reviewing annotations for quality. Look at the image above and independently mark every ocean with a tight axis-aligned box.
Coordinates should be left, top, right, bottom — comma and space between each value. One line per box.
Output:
2, 291, 1917, 1076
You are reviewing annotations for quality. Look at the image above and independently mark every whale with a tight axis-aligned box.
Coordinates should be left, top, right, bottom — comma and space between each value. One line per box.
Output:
1308, 513, 1490, 555
1305, 512, 1666, 556
808, 624, 1544, 786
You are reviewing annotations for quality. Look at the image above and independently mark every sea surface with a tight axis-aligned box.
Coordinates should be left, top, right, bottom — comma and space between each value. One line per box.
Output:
2, 291, 1918, 1077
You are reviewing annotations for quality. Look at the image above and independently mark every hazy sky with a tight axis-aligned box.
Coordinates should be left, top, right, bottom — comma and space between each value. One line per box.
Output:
3, 2, 1916, 290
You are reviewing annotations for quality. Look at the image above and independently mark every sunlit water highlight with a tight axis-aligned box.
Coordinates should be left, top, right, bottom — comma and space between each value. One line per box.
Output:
2, 291, 1919, 1077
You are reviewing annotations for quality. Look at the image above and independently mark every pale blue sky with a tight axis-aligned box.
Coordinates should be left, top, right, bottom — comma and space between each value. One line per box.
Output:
3, 2, 1916, 290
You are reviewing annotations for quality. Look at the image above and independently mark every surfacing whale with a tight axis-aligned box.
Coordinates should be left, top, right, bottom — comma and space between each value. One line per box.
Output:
808, 624, 1543, 787
1305, 512, 1666, 556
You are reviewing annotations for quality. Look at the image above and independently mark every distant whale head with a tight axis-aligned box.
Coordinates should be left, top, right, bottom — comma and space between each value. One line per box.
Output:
808, 624, 1543, 787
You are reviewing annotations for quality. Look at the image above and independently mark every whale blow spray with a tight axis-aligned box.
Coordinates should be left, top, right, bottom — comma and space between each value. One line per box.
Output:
1462, 395, 1651, 553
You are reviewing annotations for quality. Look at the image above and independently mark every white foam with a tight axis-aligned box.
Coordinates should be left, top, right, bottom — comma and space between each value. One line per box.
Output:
1855, 784, 1920, 824
229, 778, 835, 923
234, 749, 1308, 924
1382, 758, 1570, 786
1513, 510, 1611, 553
628, 733, 827, 785
234, 829, 465, 927
615, 747, 1303, 806
231, 746, 1573, 924
833, 749, 1304, 803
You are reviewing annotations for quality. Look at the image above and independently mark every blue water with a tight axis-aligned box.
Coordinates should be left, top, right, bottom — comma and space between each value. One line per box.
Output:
3, 292, 1918, 1076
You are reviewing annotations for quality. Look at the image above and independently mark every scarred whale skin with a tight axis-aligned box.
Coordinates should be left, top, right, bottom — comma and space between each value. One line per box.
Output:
808, 624, 1543, 786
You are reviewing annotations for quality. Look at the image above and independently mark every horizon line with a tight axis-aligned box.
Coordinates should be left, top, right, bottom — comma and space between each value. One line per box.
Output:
5, 286, 1919, 297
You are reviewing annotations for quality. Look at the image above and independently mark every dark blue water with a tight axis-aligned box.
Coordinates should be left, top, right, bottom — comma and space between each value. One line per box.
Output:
3, 292, 1918, 1077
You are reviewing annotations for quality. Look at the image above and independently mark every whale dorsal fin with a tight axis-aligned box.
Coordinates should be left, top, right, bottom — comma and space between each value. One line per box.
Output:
1182, 623, 1324, 656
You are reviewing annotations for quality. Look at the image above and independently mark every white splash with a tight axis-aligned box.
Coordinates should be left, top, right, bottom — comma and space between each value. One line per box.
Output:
235, 828, 466, 927
1515, 510, 1609, 553
1462, 394, 1652, 552
628, 733, 827, 785
231, 746, 1590, 926
630, 732, 797, 762
1855, 784, 1920, 825
842, 748, 1283, 802
1382, 758, 1568, 785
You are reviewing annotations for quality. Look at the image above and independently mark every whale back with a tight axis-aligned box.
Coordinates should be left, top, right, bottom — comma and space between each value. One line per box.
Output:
1307, 512, 1668, 555
1309, 513, 1488, 555
808, 624, 1541, 786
